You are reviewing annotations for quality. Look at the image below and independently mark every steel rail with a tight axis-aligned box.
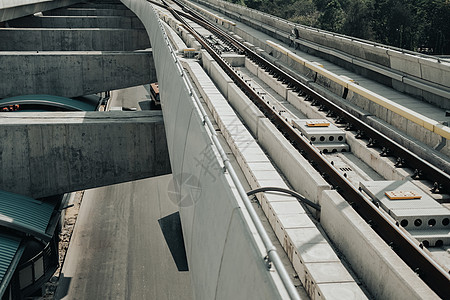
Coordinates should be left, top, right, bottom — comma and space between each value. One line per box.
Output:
154, 1, 301, 299
162, 2, 450, 297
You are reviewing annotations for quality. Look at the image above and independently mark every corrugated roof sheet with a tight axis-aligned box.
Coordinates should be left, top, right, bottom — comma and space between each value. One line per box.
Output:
0, 234, 21, 284
0, 190, 55, 240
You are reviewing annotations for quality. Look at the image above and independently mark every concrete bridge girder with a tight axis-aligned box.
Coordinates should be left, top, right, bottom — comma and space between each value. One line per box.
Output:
7, 15, 145, 29
0, 50, 156, 98
0, 1, 155, 99
0, 111, 170, 198
45, 7, 137, 17
0, 28, 150, 51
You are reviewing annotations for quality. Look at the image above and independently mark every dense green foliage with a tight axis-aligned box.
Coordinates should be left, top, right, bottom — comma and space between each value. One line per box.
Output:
226, 0, 450, 54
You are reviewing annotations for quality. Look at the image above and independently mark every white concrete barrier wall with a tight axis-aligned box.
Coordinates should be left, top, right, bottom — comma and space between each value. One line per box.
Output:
209, 61, 233, 98
121, 1, 290, 298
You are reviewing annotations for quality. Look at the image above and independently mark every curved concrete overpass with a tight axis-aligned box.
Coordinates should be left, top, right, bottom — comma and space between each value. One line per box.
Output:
121, 0, 296, 298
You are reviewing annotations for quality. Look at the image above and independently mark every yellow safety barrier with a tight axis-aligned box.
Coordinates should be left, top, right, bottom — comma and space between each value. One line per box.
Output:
265, 40, 450, 140
266, 40, 288, 56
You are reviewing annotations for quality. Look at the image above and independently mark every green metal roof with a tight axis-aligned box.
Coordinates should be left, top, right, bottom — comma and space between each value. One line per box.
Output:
0, 234, 22, 290
0, 94, 97, 111
0, 190, 55, 240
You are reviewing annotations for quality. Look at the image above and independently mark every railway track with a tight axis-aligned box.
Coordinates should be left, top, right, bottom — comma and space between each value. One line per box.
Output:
152, 0, 450, 297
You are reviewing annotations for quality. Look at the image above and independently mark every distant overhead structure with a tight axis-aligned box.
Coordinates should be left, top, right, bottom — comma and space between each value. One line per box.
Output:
0, 94, 99, 111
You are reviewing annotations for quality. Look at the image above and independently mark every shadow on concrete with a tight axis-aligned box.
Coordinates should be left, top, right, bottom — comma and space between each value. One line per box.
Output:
138, 100, 151, 111
158, 211, 189, 272
54, 273, 71, 300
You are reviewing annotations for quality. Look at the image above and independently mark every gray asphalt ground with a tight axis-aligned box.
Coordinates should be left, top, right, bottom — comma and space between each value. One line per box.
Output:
55, 175, 193, 300
55, 86, 193, 299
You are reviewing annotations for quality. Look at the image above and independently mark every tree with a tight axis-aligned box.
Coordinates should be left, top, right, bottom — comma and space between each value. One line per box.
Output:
341, 0, 372, 39
288, 0, 320, 26
371, 0, 420, 49
223, 0, 450, 54
420, 0, 450, 54
318, 0, 345, 33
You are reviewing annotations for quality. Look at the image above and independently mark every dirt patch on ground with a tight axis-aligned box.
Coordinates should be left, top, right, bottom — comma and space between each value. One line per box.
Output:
39, 191, 85, 300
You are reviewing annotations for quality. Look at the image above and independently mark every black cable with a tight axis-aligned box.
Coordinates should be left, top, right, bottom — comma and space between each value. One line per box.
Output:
247, 187, 320, 211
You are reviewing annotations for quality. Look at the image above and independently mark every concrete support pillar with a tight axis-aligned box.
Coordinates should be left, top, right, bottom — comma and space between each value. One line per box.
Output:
0, 111, 170, 198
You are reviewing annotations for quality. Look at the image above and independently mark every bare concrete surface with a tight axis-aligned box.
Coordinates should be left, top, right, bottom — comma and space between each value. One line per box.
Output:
54, 175, 193, 300
0, 111, 170, 198
109, 85, 152, 111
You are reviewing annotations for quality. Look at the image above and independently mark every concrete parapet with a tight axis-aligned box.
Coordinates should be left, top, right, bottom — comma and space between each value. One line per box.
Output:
8, 15, 145, 29
320, 190, 439, 299
420, 58, 450, 88
200, 49, 213, 74
209, 61, 233, 98
0, 50, 156, 98
0, 111, 170, 198
227, 82, 264, 136
257, 64, 291, 99
0, 28, 150, 51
